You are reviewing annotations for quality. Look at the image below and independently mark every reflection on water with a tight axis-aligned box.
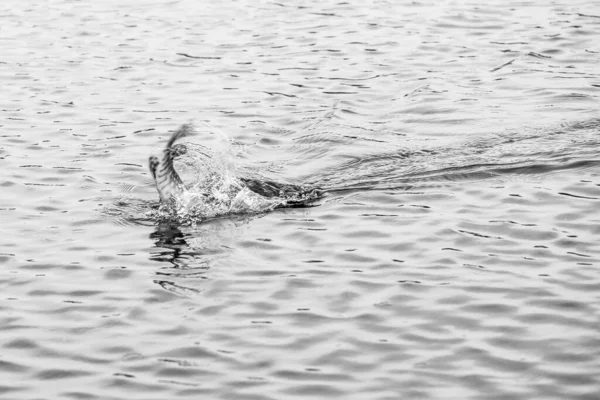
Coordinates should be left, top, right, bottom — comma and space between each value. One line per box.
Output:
148, 217, 254, 296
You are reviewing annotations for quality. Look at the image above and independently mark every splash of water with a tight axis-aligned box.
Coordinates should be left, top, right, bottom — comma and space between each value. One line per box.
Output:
147, 122, 287, 225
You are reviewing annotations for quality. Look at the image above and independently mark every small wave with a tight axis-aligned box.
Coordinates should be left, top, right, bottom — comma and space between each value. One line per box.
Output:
102, 197, 158, 227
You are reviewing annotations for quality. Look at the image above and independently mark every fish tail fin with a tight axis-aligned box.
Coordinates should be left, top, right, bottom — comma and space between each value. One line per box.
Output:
149, 124, 195, 203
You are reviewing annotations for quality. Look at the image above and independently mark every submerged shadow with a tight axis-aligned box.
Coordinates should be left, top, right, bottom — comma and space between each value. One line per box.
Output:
147, 216, 251, 296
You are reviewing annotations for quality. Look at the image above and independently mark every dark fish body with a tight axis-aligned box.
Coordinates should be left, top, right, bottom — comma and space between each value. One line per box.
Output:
240, 178, 324, 206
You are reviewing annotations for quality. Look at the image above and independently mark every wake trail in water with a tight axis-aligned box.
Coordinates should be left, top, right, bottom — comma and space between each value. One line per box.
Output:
301, 117, 600, 193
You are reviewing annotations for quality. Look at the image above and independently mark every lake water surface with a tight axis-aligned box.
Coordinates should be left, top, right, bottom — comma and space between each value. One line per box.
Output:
2, 0, 600, 399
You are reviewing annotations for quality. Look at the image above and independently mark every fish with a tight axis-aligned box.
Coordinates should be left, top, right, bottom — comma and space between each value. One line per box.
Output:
148, 124, 324, 208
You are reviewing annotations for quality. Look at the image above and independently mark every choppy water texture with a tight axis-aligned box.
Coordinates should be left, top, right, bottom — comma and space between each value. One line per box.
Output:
2, 0, 600, 399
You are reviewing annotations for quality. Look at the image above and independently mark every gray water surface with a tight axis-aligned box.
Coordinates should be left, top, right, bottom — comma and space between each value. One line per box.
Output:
2, 1, 600, 399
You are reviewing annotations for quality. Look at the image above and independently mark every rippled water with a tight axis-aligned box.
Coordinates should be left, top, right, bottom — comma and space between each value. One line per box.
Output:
2, 0, 600, 399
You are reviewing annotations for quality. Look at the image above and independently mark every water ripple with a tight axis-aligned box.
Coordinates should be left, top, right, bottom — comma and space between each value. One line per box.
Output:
2, 0, 600, 399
